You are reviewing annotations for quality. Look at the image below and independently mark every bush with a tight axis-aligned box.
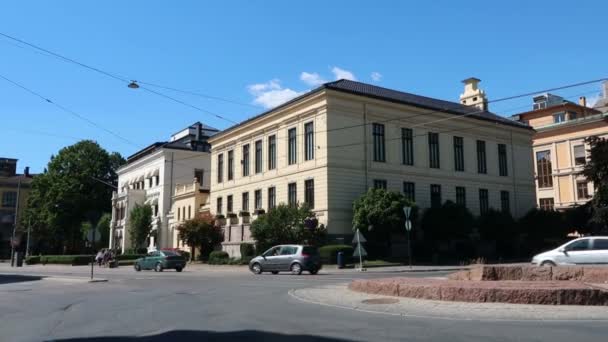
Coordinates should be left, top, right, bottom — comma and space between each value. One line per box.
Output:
40, 255, 93, 265
178, 250, 191, 262
25, 256, 40, 265
208, 250, 229, 263
319, 245, 354, 264
240, 243, 256, 258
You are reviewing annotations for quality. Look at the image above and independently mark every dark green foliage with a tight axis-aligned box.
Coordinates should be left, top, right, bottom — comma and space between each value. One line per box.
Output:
129, 204, 153, 249
30, 255, 94, 265
476, 208, 518, 258
25, 256, 40, 265
250, 203, 326, 253
20, 140, 125, 254
319, 245, 354, 264
421, 201, 474, 241
518, 208, 569, 252
115, 254, 145, 261
240, 243, 256, 258
208, 250, 229, 263
581, 136, 608, 233
177, 212, 224, 260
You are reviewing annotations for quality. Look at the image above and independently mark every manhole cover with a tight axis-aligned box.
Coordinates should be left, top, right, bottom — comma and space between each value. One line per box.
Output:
361, 298, 399, 305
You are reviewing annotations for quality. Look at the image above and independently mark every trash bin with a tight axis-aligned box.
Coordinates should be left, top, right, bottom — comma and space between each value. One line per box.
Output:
337, 251, 345, 269
15, 252, 24, 267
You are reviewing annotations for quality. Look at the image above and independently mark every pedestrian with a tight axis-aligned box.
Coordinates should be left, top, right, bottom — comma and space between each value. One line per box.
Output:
102, 249, 110, 267
95, 249, 103, 266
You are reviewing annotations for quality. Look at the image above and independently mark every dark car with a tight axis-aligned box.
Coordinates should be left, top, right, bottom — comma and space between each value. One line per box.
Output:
249, 245, 322, 275
134, 250, 186, 272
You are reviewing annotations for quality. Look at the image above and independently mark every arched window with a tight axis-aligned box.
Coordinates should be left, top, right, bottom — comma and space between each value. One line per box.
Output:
188, 205, 192, 219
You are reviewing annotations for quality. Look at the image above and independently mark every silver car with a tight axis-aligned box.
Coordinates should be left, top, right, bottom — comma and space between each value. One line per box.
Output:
249, 245, 322, 275
531, 236, 608, 266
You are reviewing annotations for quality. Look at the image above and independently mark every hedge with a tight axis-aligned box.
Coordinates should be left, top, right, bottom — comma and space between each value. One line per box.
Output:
25, 256, 40, 265
25, 255, 94, 265
240, 243, 256, 258
208, 256, 250, 265
208, 251, 229, 263
319, 245, 354, 264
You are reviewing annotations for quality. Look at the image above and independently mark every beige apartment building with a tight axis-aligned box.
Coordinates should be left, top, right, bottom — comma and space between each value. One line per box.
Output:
513, 90, 608, 210
209, 79, 537, 256
167, 180, 211, 252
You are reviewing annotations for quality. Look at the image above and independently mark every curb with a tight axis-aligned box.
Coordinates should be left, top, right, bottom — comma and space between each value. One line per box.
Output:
323, 267, 469, 274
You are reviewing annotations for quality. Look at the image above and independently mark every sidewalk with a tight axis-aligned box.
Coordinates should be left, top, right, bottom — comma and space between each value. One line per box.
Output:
322, 264, 470, 273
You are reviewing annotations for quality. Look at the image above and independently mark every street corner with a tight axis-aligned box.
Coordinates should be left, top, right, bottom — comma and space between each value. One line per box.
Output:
289, 282, 608, 322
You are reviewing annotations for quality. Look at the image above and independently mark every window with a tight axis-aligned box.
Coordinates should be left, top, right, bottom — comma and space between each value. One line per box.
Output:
501, 191, 510, 213
430, 184, 442, 208
304, 122, 314, 161
553, 112, 566, 123
155, 175, 160, 186
373, 123, 386, 162
428, 132, 440, 168
254, 190, 262, 210
216, 197, 223, 214
539, 198, 554, 210
453, 136, 464, 171
194, 169, 204, 185
227, 150, 234, 181
498, 144, 508, 176
2, 191, 17, 207
476, 140, 487, 174
255, 140, 263, 173
242, 144, 250, 176
568, 111, 578, 120
577, 181, 590, 199
565, 239, 590, 251
288, 183, 297, 206
456, 186, 466, 207
536, 150, 553, 188
402, 128, 414, 165
479, 189, 489, 214
217, 154, 224, 183
268, 135, 276, 170
227, 195, 233, 213
403, 182, 415, 202
373, 179, 387, 189
305, 179, 314, 208
177, 207, 181, 221
280, 246, 298, 255
148, 178, 152, 188
268, 187, 276, 210
242, 192, 249, 212
187, 205, 191, 219
592, 239, 608, 250
288, 128, 297, 165
573, 145, 586, 166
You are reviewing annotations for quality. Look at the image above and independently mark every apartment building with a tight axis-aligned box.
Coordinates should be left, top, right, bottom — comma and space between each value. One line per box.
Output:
512, 89, 608, 210
0, 158, 34, 258
109, 122, 218, 253
167, 179, 211, 252
209, 79, 537, 256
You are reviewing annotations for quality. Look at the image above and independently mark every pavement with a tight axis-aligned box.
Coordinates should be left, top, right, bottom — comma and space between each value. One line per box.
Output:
1, 263, 607, 341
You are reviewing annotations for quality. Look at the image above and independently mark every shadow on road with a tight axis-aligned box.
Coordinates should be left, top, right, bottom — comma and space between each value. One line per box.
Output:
0, 274, 45, 285
53, 330, 352, 342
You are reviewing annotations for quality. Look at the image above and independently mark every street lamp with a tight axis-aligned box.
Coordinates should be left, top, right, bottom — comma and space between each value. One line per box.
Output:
127, 80, 140, 89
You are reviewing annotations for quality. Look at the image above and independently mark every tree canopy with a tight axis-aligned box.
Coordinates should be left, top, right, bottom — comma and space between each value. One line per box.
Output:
21, 140, 125, 254
421, 200, 474, 241
177, 212, 223, 260
582, 136, 608, 233
129, 203, 152, 249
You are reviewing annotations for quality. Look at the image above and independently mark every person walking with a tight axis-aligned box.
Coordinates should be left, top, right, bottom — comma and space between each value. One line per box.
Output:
95, 249, 103, 266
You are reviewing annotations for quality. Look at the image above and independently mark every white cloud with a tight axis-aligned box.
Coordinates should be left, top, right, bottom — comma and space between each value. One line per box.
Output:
300, 72, 327, 87
370, 71, 382, 82
331, 66, 357, 81
247, 79, 304, 109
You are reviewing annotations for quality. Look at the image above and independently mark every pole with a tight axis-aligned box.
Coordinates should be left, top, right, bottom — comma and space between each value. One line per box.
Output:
90, 226, 96, 280
25, 216, 31, 257
10, 178, 21, 267
357, 230, 363, 270
407, 229, 412, 269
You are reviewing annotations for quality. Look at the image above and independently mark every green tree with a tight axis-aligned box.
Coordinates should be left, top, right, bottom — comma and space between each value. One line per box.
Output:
581, 136, 608, 233
518, 208, 568, 252
476, 208, 518, 258
129, 204, 152, 249
250, 203, 326, 253
177, 212, 224, 261
421, 200, 474, 241
20, 140, 125, 254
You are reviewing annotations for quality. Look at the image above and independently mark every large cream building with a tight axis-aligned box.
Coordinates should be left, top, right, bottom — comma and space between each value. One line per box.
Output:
513, 88, 608, 210
209, 79, 537, 256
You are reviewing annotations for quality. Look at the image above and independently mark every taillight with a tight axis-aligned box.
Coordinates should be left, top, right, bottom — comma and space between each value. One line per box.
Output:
301, 253, 310, 258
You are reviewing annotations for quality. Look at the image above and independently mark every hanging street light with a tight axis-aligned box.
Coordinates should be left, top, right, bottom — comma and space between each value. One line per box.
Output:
128, 80, 140, 89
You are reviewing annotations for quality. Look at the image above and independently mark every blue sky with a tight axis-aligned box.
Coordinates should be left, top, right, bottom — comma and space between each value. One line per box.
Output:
1, 1, 606, 173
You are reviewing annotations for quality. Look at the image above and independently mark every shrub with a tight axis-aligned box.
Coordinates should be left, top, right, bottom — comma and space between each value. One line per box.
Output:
40, 255, 93, 265
178, 250, 191, 262
208, 250, 229, 263
240, 243, 256, 258
25, 256, 40, 265
319, 245, 354, 264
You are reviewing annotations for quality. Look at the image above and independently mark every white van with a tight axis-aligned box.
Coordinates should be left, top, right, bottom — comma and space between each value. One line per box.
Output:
531, 236, 608, 266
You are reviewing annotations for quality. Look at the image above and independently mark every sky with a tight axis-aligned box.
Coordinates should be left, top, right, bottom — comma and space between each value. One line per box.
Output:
1, 1, 607, 173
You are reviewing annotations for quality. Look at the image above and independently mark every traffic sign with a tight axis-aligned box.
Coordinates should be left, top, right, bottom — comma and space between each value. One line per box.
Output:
405, 220, 412, 231
403, 206, 412, 220
353, 244, 368, 257
352, 230, 367, 244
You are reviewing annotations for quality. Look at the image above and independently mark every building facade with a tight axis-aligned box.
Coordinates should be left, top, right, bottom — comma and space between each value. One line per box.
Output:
109, 122, 218, 253
513, 93, 607, 210
209, 79, 537, 256
167, 180, 211, 254
0, 158, 34, 258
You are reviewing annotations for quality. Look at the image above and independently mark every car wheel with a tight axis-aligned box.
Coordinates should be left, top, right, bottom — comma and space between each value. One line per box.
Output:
155, 263, 164, 272
175, 266, 183, 272
271, 271, 279, 275
134, 263, 141, 272
251, 263, 262, 274
291, 263, 302, 275
309, 267, 319, 275
541, 261, 556, 267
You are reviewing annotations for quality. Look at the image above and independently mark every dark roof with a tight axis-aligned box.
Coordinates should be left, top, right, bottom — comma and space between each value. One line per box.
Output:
211, 79, 531, 140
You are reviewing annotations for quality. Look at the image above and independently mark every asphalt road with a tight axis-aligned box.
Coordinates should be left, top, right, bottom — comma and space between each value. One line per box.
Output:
0, 266, 606, 342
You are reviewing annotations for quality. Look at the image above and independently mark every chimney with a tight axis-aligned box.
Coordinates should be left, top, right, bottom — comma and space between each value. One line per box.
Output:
603, 81, 608, 99
24, 166, 30, 177
459, 77, 488, 111
579, 96, 587, 107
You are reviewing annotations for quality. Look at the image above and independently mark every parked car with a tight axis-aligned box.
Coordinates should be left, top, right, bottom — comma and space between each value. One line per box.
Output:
134, 250, 186, 272
531, 236, 608, 266
249, 245, 322, 275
